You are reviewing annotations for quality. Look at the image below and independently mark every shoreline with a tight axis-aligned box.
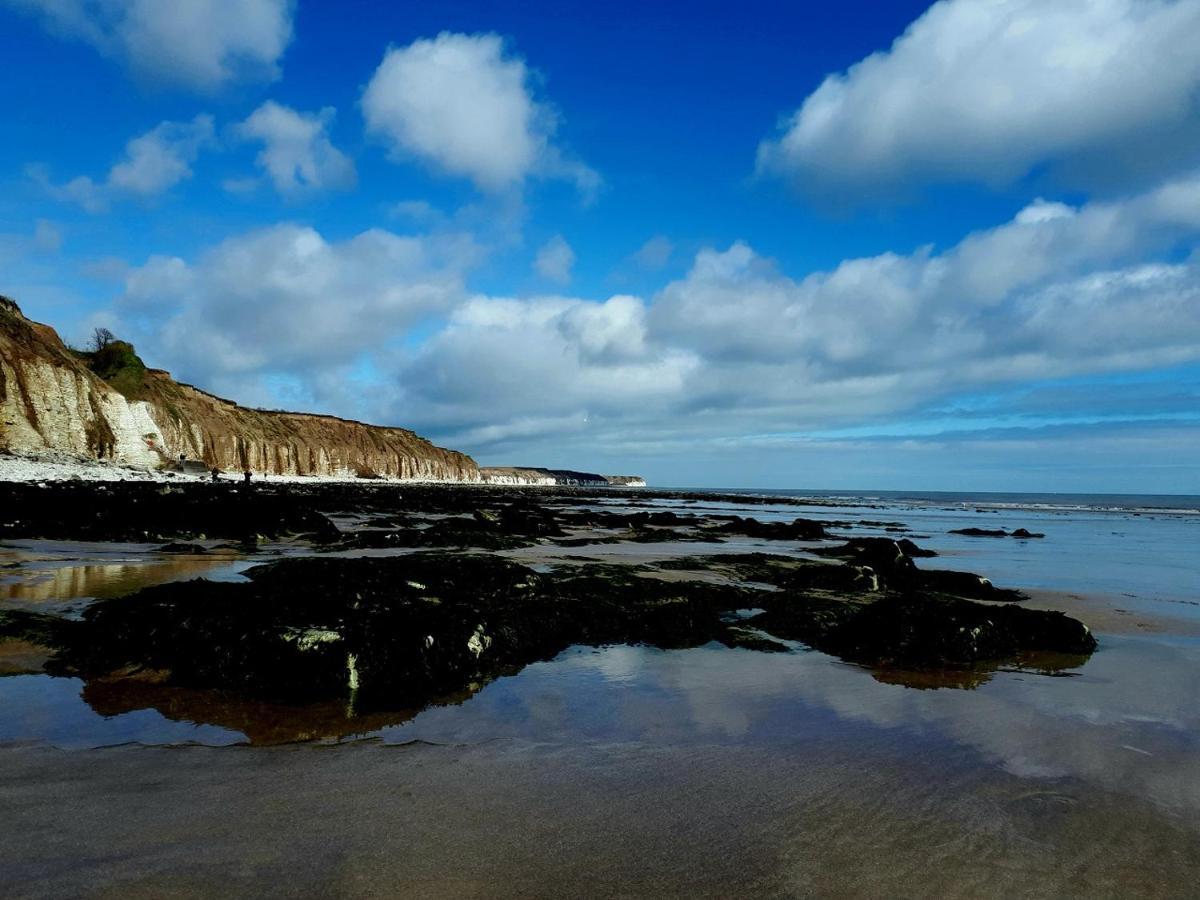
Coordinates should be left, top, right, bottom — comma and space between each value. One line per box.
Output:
1020, 587, 1200, 638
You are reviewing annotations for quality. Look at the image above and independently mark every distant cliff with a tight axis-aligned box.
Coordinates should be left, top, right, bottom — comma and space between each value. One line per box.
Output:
480, 467, 646, 487
0, 298, 479, 481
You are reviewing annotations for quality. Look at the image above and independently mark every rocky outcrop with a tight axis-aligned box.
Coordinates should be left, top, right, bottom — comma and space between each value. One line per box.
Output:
950, 527, 1046, 539
480, 466, 645, 486
0, 298, 479, 481
22, 549, 1096, 711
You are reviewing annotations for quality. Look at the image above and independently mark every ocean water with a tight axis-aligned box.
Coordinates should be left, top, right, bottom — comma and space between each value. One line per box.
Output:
650, 488, 1200, 619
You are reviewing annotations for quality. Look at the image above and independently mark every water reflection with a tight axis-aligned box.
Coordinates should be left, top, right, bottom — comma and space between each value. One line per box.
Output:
81, 680, 445, 745
0, 541, 253, 613
3, 634, 1194, 831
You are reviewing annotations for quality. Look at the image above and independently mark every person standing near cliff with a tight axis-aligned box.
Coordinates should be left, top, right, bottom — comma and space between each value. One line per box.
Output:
211, 467, 219, 483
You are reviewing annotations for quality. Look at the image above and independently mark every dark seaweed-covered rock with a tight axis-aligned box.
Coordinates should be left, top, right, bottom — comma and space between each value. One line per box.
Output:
52, 555, 752, 707
663, 553, 881, 595
811, 538, 1017, 600
0, 481, 340, 543
493, 502, 565, 537
897, 538, 937, 558
715, 516, 827, 541
951, 527, 1045, 539
818, 594, 1095, 668
341, 518, 531, 551
154, 542, 209, 554
918, 569, 1023, 603
814, 538, 918, 579
38, 543, 1095, 709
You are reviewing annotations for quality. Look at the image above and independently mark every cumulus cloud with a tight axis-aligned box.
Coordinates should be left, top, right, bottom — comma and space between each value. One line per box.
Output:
533, 235, 575, 284
94, 170, 1200, 465
654, 174, 1200, 382
116, 223, 477, 405
397, 294, 697, 446
235, 101, 356, 198
362, 32, 598, 196
394, 172, 1200, 453
758, 0, 1200, 199
3, 0, 293, 90
33, 115, 214, 212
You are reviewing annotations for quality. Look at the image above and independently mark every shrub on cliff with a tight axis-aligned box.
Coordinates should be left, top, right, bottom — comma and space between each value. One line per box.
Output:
79, 337, 149, 399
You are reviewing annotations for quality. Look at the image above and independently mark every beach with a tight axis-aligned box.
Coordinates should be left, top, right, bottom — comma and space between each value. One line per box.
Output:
1, 480, 1198, 897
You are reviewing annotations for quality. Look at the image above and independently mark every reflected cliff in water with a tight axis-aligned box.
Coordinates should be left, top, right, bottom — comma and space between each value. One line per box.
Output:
0, 540, 253, 613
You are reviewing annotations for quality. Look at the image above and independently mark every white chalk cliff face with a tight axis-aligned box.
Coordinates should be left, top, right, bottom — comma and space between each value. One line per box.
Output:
0, 298, 480, 481
479, 467, 646, 487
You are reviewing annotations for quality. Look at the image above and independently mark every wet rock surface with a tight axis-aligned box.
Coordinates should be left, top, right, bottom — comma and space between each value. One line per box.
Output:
951, 527, 1046, 539
0, 482, 1098, 724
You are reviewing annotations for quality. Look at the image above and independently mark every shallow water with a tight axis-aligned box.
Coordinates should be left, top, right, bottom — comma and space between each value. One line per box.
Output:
0, 540, 254, 614
2, 490, 1199, 897
2, 636, 1199, 897
625, 492, 1200, 619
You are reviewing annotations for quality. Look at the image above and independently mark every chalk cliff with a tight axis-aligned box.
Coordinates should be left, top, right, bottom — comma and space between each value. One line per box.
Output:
480, 467, 646, 487
0, 298, 479, 481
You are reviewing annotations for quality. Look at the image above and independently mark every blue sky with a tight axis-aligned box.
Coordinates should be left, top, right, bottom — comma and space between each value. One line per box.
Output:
2, 0, 1199, 492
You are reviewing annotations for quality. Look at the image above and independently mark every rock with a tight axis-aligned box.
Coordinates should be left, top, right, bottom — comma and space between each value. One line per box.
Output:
153, 542, 209, 554
897, 538, 938, 558
41, 547, 1097, 710
818, 594, 1096, 668
918, 569, 1023, 603
950, 527, 1045, 539
0, 481, 342, 543
814, 538, 918, 579
715, 515, 827, 541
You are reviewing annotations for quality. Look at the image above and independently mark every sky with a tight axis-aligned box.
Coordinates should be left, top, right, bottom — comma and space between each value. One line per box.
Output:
1, 0, 1199, 493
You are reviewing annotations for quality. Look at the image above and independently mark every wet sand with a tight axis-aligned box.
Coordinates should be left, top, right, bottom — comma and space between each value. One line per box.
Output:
1022, 587, 1200, 637
2, 730, 1197, 899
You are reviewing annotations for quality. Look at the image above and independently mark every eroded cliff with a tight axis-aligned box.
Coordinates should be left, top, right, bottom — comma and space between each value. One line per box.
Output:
480, 467, 646, 487
0, 298, 479, 481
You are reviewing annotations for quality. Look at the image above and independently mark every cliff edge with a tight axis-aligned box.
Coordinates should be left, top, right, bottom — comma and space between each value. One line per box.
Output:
0, 298, 479, 481
480, 467, 646, 487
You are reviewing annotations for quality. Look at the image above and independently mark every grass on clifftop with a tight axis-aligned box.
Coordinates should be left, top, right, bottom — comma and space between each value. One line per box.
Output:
74, 337, 149, 400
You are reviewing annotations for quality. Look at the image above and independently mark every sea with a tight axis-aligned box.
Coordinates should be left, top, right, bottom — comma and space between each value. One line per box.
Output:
2, 488, 1199, 896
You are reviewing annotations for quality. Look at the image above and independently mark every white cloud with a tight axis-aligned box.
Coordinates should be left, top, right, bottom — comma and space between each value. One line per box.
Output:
398, 294, 697, 446
34, 115, 214, 212
116, 224, 478, 403
396, 171, 1200, 453
88, 170, 1200, 465
534, 235, 574, 284
236, 101, 355, 198
758, 0, 1200, 199
362, 32, 597, 196
3, 0, 293, 91
655, 173, 1200, 379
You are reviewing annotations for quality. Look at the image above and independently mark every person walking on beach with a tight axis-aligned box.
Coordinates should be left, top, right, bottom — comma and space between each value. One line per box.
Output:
244, 470, 252, 484
211, 467, 219, 483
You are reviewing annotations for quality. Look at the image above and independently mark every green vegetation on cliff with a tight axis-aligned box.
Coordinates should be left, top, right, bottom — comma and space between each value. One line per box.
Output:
72, 329, 149, 400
